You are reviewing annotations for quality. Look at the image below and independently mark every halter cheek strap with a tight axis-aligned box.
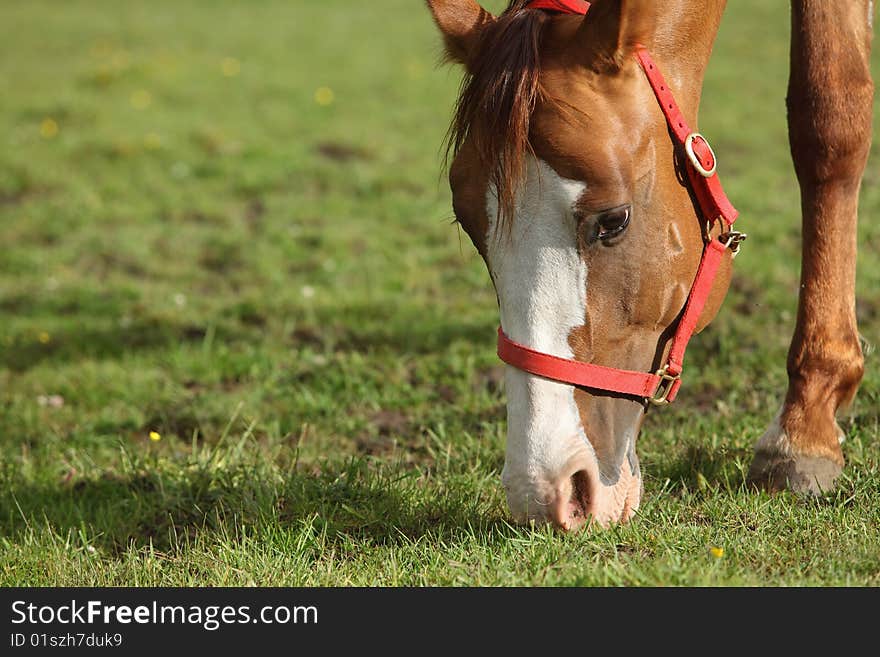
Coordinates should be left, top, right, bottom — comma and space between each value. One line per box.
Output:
496, 1, 745, 406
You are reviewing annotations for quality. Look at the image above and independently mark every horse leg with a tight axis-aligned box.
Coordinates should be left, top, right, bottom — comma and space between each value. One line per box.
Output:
749, 1, 874, 493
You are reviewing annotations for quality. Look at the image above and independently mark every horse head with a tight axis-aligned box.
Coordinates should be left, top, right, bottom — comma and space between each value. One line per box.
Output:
428, 0, 734, 529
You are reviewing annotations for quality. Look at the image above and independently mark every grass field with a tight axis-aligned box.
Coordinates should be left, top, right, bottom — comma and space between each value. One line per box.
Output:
1, 0, 879, 586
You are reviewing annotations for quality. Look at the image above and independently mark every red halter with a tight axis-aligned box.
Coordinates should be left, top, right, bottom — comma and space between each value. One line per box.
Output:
497, 0, 744, 405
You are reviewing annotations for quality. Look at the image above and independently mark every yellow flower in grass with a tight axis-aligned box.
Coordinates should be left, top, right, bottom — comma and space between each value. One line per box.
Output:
38, 331, 51, 344
149, 431, 161, 442
314, 87, 334, 106
221, 57, 241, 77
130, 89, 152, 110
40, 118, 59, 139
709, 546, 724, 558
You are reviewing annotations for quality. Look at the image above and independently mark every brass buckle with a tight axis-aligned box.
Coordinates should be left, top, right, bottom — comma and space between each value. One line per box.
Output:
719, 230, 748, 257
648, 367, 680, 406
685, 132, 717, 177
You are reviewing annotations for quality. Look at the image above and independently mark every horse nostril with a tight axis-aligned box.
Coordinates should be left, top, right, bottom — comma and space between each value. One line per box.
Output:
569, 469, 591, 521
549, 469, 593, 531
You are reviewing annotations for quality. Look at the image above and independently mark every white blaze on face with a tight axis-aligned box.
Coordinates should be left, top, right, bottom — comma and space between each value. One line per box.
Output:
485, 156, 593, 521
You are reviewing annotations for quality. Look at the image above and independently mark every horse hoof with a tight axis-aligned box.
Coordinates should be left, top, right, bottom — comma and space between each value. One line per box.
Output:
747, 452, 842, 495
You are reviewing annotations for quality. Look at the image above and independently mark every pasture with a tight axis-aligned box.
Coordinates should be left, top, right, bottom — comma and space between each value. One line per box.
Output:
1, 0, 879, 586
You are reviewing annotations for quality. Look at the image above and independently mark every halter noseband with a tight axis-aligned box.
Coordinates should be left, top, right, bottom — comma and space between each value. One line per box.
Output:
496, 0, 744, 406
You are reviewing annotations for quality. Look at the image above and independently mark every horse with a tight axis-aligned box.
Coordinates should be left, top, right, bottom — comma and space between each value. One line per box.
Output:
425, 0, 874, 530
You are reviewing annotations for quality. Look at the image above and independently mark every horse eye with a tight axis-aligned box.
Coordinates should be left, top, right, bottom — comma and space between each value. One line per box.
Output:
596, 206, 631, 241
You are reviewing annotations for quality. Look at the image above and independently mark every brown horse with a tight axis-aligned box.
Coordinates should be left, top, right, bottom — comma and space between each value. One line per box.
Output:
425, 0, 874, 529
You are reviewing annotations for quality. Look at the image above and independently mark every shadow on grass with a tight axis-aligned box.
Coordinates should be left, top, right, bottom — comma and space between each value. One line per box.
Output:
646, 444, 753, 493
1, 318, 226, 372
0, 459, 514, 556
3, 299, 495, 373
297, 302, 495, 355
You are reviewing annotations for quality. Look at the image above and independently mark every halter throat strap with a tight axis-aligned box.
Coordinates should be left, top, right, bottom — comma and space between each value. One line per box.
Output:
496, 1, 743, 405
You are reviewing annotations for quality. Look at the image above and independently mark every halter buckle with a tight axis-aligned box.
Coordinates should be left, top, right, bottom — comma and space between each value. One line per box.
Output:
685, 132, 717, 178
648, 367, 680, 406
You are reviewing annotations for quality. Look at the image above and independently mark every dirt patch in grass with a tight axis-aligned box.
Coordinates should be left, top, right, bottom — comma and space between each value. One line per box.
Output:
435, 384, 457, 403
473, 364, 505, 395
315, 141, 375, 163
352, 409, 438, 464
243, 197, 266, 233
355, 409, 412, 456
291, 325, 325, 349
369, 410, 411, 437
681, 381, 724, 413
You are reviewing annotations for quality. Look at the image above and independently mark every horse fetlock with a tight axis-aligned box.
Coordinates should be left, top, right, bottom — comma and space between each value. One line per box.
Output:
787, 344, 864, 412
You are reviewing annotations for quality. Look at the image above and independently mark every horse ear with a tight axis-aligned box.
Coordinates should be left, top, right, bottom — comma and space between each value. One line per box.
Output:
577, 0, 658, 71
426, 0, 495, 65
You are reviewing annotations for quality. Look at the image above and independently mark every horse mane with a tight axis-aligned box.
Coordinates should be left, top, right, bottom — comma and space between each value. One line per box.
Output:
446, 2, 550, 224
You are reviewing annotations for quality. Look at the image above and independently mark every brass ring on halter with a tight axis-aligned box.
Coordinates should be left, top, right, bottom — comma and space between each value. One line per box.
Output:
648, 367, 681, 406
703, 215, 729, 244
685, 132, 717, 178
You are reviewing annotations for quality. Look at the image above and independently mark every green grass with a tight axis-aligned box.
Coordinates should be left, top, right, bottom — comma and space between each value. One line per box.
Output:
1, 0, 878, 586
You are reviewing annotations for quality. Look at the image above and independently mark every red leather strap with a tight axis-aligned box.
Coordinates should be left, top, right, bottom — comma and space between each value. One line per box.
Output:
497, 328, 662, 398
633, 46, 738, 227
665, 237, 727, 376
526, 0, 591, 13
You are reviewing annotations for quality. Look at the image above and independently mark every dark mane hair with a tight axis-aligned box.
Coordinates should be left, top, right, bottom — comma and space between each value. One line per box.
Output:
446, 2, 550, 223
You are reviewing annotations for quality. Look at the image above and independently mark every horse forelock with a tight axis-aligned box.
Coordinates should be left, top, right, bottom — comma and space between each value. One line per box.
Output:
446, 2, 551, 226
